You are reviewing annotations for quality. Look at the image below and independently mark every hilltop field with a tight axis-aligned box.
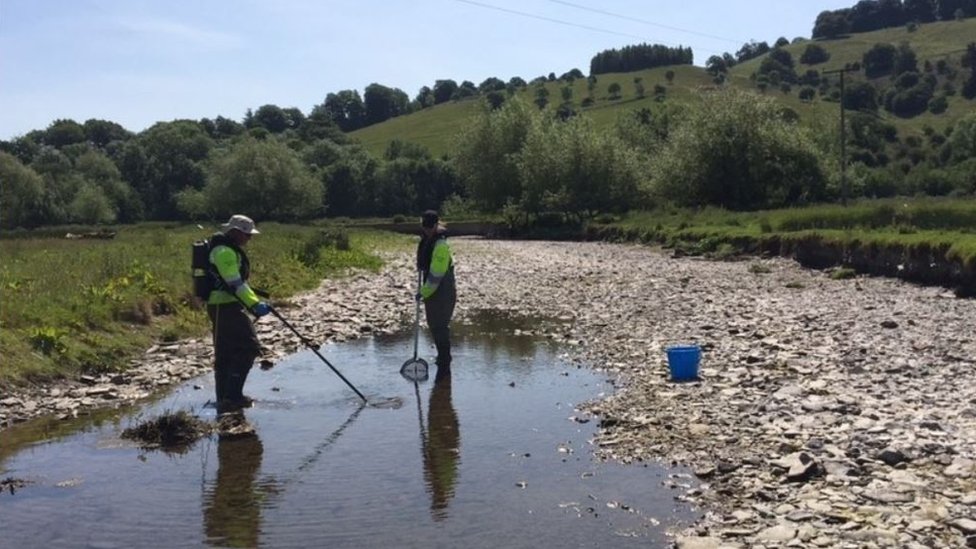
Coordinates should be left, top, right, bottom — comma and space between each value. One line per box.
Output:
351, 17, 976, 157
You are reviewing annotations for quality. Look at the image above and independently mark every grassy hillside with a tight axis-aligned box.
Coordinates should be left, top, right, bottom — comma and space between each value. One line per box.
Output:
350, 18, 976, 157
731, 17, 976, 134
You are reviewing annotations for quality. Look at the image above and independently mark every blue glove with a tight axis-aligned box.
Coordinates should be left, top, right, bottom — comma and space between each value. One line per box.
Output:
415, 292, 422, 302
252, 302, 271, 317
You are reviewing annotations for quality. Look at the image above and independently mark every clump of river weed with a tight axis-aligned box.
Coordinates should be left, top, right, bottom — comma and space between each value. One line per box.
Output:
121, 409, 212, 449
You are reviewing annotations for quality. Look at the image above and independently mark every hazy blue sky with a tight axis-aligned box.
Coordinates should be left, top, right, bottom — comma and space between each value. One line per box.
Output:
0, 0, 853, 139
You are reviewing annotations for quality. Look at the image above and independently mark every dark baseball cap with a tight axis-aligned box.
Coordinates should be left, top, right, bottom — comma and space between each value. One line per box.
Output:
421, 210, 439, 228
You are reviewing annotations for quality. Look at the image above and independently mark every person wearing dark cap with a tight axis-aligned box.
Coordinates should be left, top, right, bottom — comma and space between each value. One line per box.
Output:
206, 214, 271, 414
417, 210, 456, 372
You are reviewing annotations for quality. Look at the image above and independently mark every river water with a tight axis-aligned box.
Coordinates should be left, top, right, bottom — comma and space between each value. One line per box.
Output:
0, 311, 697, 547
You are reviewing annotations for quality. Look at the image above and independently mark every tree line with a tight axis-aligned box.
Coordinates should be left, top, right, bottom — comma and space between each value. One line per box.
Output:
589, 44, 693, 75
814, 0, 976, 39
4, 82, 976, 232
0, 111, 459, 229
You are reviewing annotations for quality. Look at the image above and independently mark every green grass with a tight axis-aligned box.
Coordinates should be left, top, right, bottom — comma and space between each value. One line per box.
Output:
0, 223, 411, 386
731, 17, 976, 135
350, 18, 976, 157
351, 65, 714, 158
604, 197, 976, 268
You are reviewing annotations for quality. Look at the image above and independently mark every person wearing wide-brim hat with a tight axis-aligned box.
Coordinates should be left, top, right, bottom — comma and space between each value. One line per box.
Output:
205, 214, 270, 414
416, 210, 456, 377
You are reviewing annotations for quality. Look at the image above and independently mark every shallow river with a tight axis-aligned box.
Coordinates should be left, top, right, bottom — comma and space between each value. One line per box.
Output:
0, 311, 697, 547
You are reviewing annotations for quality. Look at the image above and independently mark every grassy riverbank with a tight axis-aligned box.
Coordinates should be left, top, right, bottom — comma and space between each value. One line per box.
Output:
597, 198, 976, 262
0, 222, 409, 387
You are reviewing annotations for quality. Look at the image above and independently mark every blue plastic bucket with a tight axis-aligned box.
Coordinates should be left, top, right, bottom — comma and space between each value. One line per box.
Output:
666, 345, 701, 381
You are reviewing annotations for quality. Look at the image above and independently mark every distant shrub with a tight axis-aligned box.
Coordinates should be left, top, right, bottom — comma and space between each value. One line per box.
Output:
929, 95, 949, 114
831, 267, 857, 280
800, 44, 830, 65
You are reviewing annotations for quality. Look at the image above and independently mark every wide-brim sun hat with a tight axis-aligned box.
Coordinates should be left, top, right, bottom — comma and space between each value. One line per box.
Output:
222, 214, 260, 235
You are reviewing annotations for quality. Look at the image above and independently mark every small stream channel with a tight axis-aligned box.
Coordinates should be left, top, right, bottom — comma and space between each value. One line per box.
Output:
0, 310, 698, 547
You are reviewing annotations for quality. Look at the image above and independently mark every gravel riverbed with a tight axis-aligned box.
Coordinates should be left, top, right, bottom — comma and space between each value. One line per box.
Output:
3, 238, 976, 547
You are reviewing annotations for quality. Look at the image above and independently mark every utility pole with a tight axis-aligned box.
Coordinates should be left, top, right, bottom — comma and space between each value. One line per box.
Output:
823, 67, 856, 206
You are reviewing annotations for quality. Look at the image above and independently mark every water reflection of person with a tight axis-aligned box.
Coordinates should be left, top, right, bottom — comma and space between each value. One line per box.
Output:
423, 368, 461, 521
204, 425, 265, 548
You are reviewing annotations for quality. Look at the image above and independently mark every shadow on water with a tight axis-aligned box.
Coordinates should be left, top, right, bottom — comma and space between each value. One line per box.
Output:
0, 309, 699, 547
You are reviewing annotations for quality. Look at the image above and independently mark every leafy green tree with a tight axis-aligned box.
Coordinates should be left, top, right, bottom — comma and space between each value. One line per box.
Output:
735, 40, 770, 63
213, 116, 245, 139
0, 151, 45, 228
74, 149, 143, 222
706, 55, 729, 76
363, 83, 410, 125
863, 43, 898, 78
433, 80, 458, 104
323, 90, 366, 131
929, 94, 949, 113
478, 77, 506, 93
454, 98, 535, 210
415, 86, 434, 108
665, 70, 675, 84
633, 77, 645, 98
299, 106, 346, 143
485, 91, 506, 110
454, 81, 478, 99
893, 43, 919, 76
321, 145, 378, 217
43, 119, 86, 148
800, 44, 831, 65
607, 82, 622, 99
283, 107, 305, 130
252, 104, 290, 133
83, 119, 131, 148
516, 115, 647, 218
200, 137, 321, 220
374, 155, 457, 215
562, 68, 585, 81
534, 85, 550, 109
653, 89, 826, 210
843, 81, 879, 111
946, 112, 976, 164
68, 183, 115, 224
774, 37, 790, 48
884, 71, 935, 116
813, 9, 851, 38
759, 49, 797, 83
614, 104, 683, 154
0, 135, 41, 165
962, 43, 976, 99
136, 120, 213, 219
303, 138, 344, 170
904, 0, 937, 22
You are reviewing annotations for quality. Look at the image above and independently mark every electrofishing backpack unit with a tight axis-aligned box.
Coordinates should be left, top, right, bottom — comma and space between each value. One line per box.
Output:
191, 239, 214, 301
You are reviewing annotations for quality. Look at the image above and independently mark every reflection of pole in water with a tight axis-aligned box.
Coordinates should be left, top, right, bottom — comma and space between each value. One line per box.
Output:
201, 406, 363, 547
203, 429, 265, 548
421, 371, 460, 521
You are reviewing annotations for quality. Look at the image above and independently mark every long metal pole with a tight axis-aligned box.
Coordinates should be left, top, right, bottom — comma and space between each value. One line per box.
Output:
269, 306, 369, 403
840, 70, 847, 206
824, 67, 854, 206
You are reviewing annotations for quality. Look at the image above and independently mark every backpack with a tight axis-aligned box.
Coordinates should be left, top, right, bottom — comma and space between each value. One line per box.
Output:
191, 239, 214, 301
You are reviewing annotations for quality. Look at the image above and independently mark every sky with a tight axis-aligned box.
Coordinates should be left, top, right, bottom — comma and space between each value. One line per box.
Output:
0, 0, 854, 140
